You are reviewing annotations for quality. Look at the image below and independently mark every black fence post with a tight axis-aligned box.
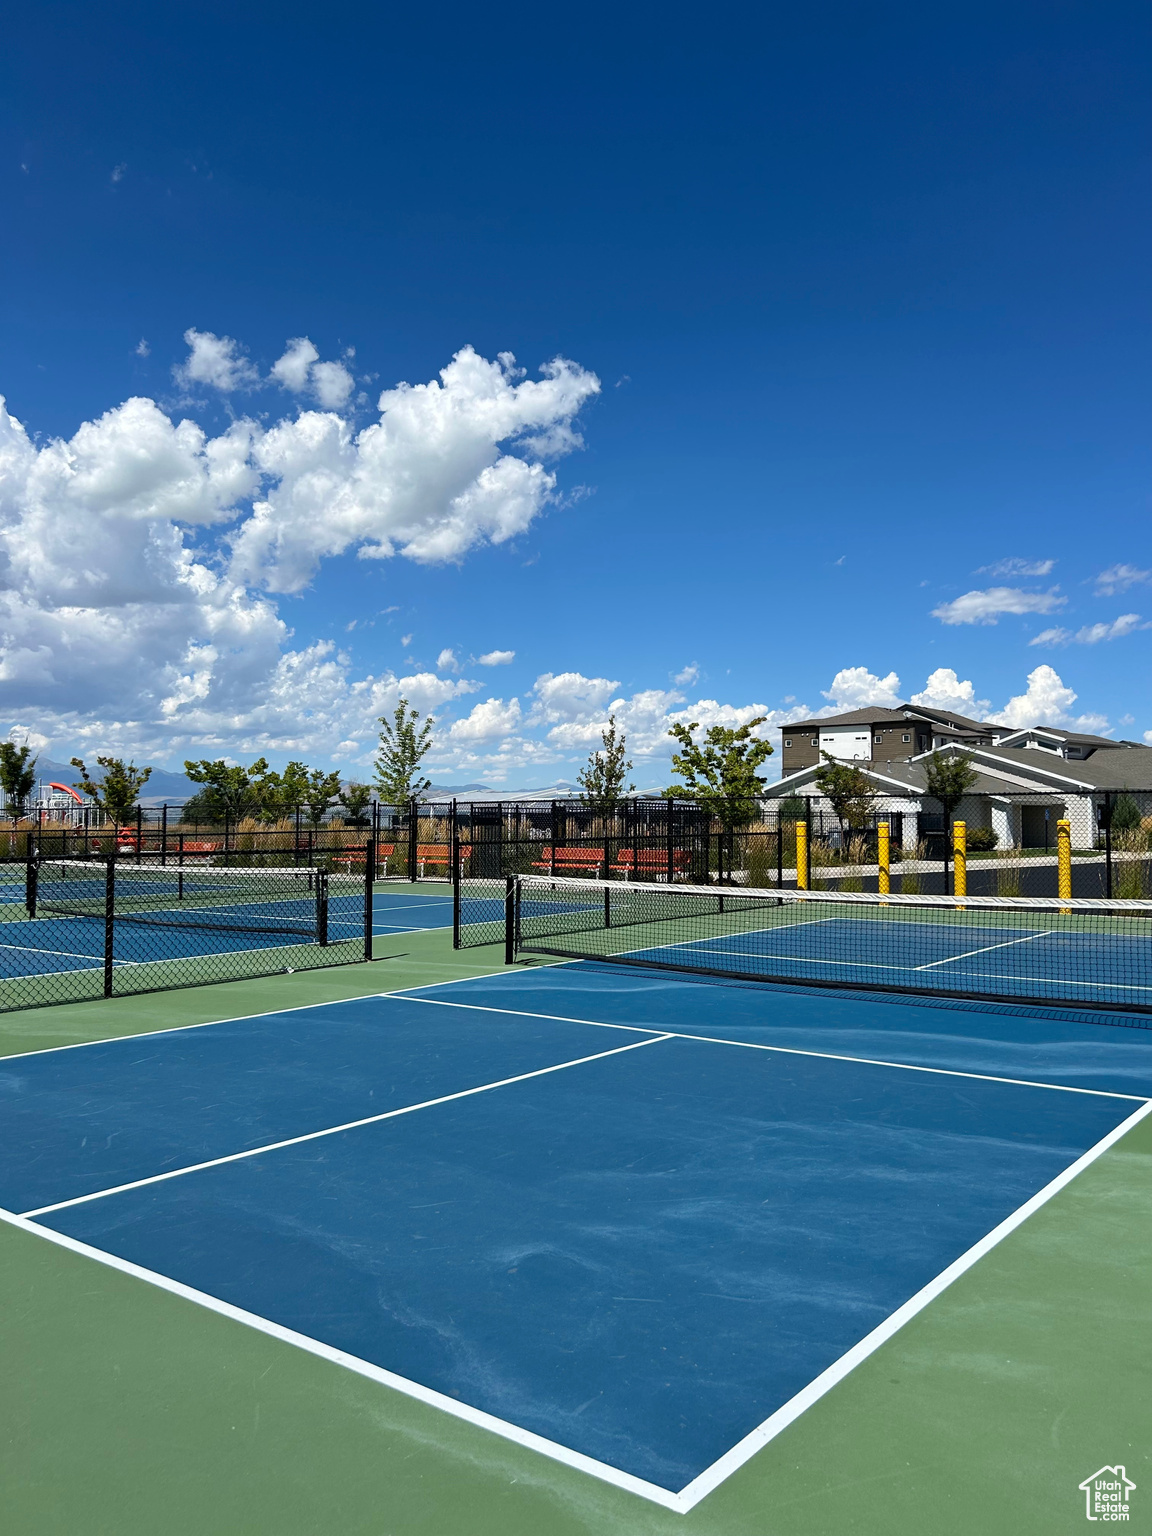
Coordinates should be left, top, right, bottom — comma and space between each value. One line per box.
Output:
776, 816, 783, 887
451, 801, 461, 947
550, 801, 558, 876
363, 839, 376, 961
409, 797, 419, 882
161, 803, 168, 866
316, 869, 329, 947
25, 852, 37, 918
504, 875, 515, 964
1104, 791, 1113, 899
666, 799, 674, 884
103, 854, 116, 999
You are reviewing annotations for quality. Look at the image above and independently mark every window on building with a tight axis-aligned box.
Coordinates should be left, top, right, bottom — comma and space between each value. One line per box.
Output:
902, 733, 910, 742
874, 735, 883, 744
810, 738, 818, 747
783, 739, 792, 747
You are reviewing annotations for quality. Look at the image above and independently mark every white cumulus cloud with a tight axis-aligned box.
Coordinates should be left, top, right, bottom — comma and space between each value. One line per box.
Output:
986, 665, 1108, 732
174, 328, 260, 393
477, 649, 515, 666
0, 340, 597, 761
932, 587, 1065, 625
821, 667, 903, 711
909, 668, 990, 716
447, 697, 523, 742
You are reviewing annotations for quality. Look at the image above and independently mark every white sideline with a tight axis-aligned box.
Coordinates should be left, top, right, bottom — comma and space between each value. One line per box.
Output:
7, 1095, 1149, 1513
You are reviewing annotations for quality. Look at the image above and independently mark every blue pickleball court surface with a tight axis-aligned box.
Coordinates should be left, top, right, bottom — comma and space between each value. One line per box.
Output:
2, 966, 1149, 1495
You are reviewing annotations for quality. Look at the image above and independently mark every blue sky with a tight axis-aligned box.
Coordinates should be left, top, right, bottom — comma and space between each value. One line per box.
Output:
1, 1, 1148, 788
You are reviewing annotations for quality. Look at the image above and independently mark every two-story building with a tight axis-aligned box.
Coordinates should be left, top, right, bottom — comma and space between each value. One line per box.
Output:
778, 705, 1008, 777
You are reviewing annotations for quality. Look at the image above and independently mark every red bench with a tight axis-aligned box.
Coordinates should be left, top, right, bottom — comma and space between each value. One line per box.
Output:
531, 847, 606, 875
415, 844, 471, 878
611, 848, 692, 881
332, 844, 395, 875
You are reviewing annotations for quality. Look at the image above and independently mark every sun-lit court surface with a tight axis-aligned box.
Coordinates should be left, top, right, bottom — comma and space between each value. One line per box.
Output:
2, 880, 1150, 1530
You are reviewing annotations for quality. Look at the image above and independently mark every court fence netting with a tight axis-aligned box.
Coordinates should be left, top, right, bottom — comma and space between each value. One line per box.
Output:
454, 873, 1152, 1020
0, 850, 377, 1014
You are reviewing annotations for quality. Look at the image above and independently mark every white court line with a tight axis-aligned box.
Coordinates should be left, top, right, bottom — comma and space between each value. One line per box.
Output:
387, 995, 1150, 1101
915, 931, 1047, 970
7, 1089, 1149, 1513
20, 1034, 671, 1218
0, 1201, 683, 1511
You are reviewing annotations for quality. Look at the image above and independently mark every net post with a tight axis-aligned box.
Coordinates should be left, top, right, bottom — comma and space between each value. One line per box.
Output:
795, 817, 809, 891
103, 853, 115, 999
952, 821, 966, 903
25, 851, 37, 918
363, 839, 376, 961
1057, 818, 1072, 905
504, 876, 515, 965
451, 805, 461, 949
877, 821, 890, 897
317, 870, 329, 947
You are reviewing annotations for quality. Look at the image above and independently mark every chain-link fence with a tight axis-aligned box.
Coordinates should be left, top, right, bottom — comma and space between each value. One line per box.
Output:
0, 850, 375, 1015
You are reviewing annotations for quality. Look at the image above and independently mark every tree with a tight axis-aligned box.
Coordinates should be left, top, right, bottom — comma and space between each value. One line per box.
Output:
374, 698, 435, 805
252, 760, 310, 824
0, 740, 38, 819
814, 752, 875, 835
776, 791, 807, 823
302, 768, 342, 828
1110, 793, 1142, 832
577, 715, 635, 813
665, 717, 772, 829
337, 782, 373, 827
70, 757, 153, 824
923, 750, 978, 830
183, 757, 270, 821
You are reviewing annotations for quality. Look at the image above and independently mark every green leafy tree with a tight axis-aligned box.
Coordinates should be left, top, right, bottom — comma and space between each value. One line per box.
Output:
183, 757, 270, 821
252, 760, 310, 823
337, 782, 373, 827
0, 740, 38, 818
302, 768, 342, 828
178, 791, 223, 826
374, 698, 435, 805
665, 717, 772, 829
70, 757, 153, 824
577, 715, 635, 813
1110, 793, 1142, 832
923, 750, 978, 831
814, 752, 875, 835
776, 791, 807, 823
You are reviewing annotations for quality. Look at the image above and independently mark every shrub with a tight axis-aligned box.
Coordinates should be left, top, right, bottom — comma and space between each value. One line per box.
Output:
965, 827, 999, 852
1111, 794, 1142, 832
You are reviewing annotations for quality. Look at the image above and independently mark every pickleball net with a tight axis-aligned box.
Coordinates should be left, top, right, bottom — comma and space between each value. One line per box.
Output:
459, 873, 1152, 1016
28, 858, 355, 939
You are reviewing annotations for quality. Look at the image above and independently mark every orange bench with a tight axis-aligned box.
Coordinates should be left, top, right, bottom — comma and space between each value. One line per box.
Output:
611, 848, 692, 881
332, 844, 395, 875
531, 846, 606, 875
415, 844, 471, 877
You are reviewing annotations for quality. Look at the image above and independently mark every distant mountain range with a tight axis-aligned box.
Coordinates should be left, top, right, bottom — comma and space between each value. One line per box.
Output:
31, 756, 197, 807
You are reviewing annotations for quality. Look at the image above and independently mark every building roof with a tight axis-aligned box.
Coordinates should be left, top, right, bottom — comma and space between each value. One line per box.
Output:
781, 703, 996, 734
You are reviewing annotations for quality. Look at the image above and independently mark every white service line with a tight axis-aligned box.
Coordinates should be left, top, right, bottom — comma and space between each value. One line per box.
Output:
20, 1033, 672, 1218
388, 994, 1150, 1101
915, 930, 1047, 971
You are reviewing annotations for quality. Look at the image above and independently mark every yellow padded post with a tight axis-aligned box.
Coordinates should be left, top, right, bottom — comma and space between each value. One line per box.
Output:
953, 820, 967, 901
795, 819, 809, 891
1057, 818, 1072, 902
877, 821, 890, 896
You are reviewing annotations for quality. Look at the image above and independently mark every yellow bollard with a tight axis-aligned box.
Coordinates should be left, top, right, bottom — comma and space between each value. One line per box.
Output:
877, 821, 890, 897
1057, 818, 1072, 903
795, 819, 809, 891
952, 820, 966, 901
